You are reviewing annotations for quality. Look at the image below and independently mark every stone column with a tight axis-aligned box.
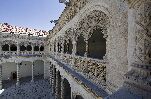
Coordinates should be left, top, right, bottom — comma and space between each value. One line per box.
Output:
31, 62, 34, 82
49, 63, 52, 85
51, 65, 56, 96
32, 45, 34, 55
72, 40, 77, 55
125, 0, 151, 97
72, 40, 77, 66
16, 63, 20, 86
84, 39, 88, 57
61, 77, 64, 99
44, 61, 46, 79
56, 41, 58, 53
9, 44, 10, 54
66, 40, 69, 54
17, 42, 20, 55
61, 40, 65, 61
61, 40, 65, 54
55, 71, 58, 99
0, 65, 2, 90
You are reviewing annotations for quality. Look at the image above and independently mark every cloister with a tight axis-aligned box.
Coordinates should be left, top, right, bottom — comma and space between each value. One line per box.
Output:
0, 0, 151, 99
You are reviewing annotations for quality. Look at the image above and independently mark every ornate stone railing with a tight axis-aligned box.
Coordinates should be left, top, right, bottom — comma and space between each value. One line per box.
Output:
1, 51, 44, 56
51, 52, 107, 88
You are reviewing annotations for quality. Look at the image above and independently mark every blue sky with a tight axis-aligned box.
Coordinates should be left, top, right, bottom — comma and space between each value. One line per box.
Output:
0, 0, 65, 31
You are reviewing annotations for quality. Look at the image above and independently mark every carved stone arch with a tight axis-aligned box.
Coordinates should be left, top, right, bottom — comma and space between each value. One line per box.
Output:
63, 78, 71, 99
88, 25, 108, 39
64, 28, 74, 40
3, 40, 17, 45
77, 10, 110, 41
88, 26, 107, 59
75, 95, 84, 99
10, 44, 17, 51
39, 42, 44, 52
2, 44, 9, 51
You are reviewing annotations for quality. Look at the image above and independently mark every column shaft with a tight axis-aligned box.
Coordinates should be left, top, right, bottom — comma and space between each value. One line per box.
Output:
84, 40, 88, 57
16, 63, 20, 86
31, 62, 34, 82
55, 71, 58, 99
0, 65, 2, 90
17, 42, 19, 55
61, 77, 64, 99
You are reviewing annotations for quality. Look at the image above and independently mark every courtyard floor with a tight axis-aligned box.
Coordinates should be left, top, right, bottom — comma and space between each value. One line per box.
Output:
0, 76, 54, 99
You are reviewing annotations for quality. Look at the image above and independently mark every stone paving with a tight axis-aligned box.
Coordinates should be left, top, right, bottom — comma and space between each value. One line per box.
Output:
0, 78, 54, 99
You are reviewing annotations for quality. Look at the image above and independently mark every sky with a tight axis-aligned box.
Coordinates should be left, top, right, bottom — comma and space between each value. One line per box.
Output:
0, 0, 65, 31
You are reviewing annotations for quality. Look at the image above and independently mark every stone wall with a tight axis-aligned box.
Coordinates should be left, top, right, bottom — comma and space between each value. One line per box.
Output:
47, 0, 129, 93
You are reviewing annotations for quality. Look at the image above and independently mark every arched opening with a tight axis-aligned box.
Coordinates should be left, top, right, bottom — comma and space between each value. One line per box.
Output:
34, 60, 44, 79
2, 62, 17, 89
26, 45, 32, 51
63, 78, 71, 99
75, 95, 84, 99
76, 35, 86, 56
64, 40, 67, 53
2, 44, 9, 51
88, 28, 106, 59
10, 44, 17, 51
20, 45, 26, 51
19, 61, 32, 83
40, 46, 44, 51
67, 39, 73, 54
56, 71, 61, 99
34, 46, 39, 51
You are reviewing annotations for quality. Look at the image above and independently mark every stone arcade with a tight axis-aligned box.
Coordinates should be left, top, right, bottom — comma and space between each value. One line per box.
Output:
0, 0, 151, 99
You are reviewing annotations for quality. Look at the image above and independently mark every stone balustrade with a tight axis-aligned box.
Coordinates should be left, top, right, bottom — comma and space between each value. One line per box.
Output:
51, 52, 107, 88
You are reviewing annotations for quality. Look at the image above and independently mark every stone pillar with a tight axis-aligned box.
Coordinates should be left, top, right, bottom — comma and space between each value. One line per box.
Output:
31, 62, 34, 82
49, 63, 52, 85
55, 71, 58, 99
16, 63, 20, 86
17, 42, 19, 55
44, 61, 46, 79
56, 41, 58, 53
61, 40, 65, 61
32, 45, 34, 55
84, 39, 88, 57
66, 40, 69, 54
72, 40, 77, 55
0, 65, 2, 90
51, 65, 56, 96
61, 77, 64, 99
125, 0, 151, 97
72, 40, 77, 66
61, 40, 65, 54
9, 44, 11, 54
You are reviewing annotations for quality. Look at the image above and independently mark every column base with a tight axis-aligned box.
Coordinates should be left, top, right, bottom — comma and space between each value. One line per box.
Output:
16, 82, 20, 86
31, 79, 34, 82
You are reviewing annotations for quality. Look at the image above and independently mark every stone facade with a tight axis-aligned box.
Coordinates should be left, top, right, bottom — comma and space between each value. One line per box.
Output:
0, 0, 151, 99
